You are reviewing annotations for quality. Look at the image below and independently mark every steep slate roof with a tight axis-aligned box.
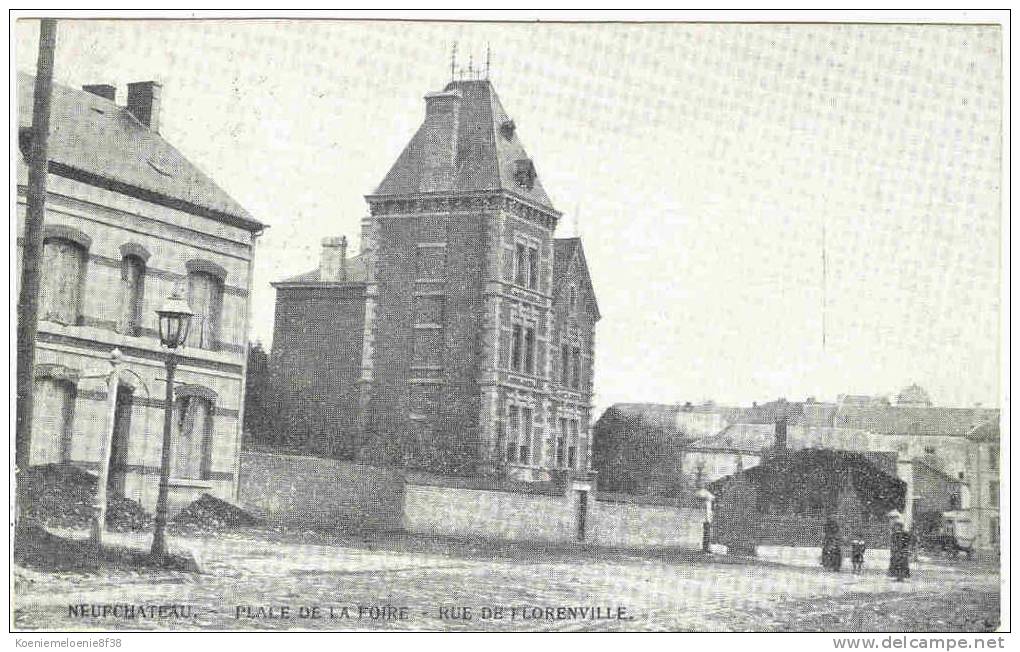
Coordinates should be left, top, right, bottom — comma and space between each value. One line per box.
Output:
17, 72, 261, 231
553, 237, 601, 320
596, 403, 683, 437
373, 79, 556, 211
688, 423, 777, 452
272, 254, 367, 287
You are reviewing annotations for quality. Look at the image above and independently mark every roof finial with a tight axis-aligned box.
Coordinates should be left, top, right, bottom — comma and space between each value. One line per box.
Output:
450, 41, 458, 82
485, 43, 491, 79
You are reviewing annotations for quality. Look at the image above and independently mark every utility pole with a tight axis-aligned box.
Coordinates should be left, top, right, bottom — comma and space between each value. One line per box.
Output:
16, 18, 58, 473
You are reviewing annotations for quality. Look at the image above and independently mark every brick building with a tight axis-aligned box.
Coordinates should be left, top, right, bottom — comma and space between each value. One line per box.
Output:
17, 73, 264, 510
271, 78, 600, 477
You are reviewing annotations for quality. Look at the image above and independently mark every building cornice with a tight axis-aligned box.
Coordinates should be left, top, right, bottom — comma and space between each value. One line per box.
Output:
364, 190, 561, 229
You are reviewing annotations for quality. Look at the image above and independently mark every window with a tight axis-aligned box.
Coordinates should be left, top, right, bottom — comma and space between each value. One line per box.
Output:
989, 447, 999, 471
119, 255, 146, 335
568, 419, 579, 469
528, 247, 538, 290
511, 325, 523, 371
949, 492, 961, 510
557, 418, 567, 467
31, 377, 76, 464
524, 327, 535, 375
40, 238, 87, 325
923, 446, 936, 455
514, 158, 536, 190
561, 345, 570, 386
989, 481, 999, 508
991, 517, 999, 545
172, 395, 213, 480
520, 407, 533, 464
569, 286, 577, 313
958, 471, 965, 480
571, 347, 581, 389
507, 406, 520, 462
187, 271, 224, 350
514, 244, 527, 286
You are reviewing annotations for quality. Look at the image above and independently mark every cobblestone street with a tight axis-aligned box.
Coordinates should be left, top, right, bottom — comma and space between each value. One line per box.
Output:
13, 529, 1001, 631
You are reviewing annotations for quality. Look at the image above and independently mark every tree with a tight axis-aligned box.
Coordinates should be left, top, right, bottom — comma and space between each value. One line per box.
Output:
242, 341, 273, 448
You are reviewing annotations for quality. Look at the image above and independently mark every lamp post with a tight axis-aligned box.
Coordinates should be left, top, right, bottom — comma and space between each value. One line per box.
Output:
150, 291, 193, 563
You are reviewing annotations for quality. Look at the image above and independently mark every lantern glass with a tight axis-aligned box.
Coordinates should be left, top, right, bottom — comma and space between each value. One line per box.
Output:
155, 292, 194, 350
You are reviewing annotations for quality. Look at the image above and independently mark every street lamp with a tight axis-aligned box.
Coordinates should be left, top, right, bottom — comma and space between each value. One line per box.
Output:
150, 291, 193, 562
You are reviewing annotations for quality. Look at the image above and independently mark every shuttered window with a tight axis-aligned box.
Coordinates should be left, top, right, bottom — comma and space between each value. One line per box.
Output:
187, 271, 223, 350
40, 239, 86, 325
520, 407, 533, 464
31, 378, 76, 464
507, 405, 520, 462
119, 255, 146, 336
524, 327, 535, 375
511, 325, 523, 371
172, 395, 212, 480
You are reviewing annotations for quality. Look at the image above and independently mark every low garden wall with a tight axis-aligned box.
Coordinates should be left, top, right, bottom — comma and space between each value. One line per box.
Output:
594, 496, 705, 549
239, 452, 709, 548
238, 450, 404, 531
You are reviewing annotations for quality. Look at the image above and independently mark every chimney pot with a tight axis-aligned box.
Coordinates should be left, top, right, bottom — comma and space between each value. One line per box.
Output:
83, 84, 116, 102
320, 236, 348, 282
127, 81, 162, 132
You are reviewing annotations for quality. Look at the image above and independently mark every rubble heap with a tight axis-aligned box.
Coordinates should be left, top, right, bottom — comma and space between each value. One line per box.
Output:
171, 493, 262, 534
16, 464, 153, 532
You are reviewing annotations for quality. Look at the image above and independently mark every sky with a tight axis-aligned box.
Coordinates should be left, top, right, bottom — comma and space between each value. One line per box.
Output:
15, 19, 1004, 413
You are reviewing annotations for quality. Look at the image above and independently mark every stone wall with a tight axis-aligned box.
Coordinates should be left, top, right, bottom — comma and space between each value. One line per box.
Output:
403, 480, 707, 548
593, 498, 705, 549
403, 483, 580, 543
238, 450, 404, 531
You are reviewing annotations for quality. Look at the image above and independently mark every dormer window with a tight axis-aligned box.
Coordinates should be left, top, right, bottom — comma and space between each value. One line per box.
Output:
514, 159, 536, 190
500, 119, 516, 140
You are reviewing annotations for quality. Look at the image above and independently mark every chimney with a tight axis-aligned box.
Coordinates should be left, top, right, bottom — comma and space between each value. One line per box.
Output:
127, 81, 162, 132
775, 417, 788, 450
320, 236, 348, 282
82, 84, 116, 102
420, 89, 462, 187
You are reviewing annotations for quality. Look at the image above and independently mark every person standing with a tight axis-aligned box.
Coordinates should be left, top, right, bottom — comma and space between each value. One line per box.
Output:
822, 518, 843, 572
889, 521, 911, 581
850, 535, 867, 573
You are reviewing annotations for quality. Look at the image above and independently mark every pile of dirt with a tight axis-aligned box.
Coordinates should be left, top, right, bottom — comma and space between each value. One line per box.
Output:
17, 464, 152, 532
14, 521, 199, 574
170, 493, 262, 534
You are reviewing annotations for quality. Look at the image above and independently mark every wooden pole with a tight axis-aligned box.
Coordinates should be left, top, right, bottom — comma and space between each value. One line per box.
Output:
16, 18, 58, 472
90, 349, 122, 551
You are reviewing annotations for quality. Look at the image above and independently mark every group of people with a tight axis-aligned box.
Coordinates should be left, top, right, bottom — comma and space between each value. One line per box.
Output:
821, 518, 912, 580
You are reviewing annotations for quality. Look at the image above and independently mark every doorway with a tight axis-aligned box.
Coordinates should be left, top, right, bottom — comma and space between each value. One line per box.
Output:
106, 385, 133, 498
576, 490, 588, 541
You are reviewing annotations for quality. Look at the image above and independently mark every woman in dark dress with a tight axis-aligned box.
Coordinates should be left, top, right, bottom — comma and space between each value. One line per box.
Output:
822, 518, 843, 572
889, 521, 911, 581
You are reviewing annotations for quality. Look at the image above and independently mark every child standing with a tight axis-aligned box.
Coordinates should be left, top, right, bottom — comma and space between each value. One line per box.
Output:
850, 536, 867, 573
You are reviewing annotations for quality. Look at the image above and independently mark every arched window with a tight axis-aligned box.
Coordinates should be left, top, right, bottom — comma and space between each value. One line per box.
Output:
171, 387, 215, 480
119, 255, 146, 336
186, 262, 226, 350
31, 367, 78, 465
40, 238, 88, 326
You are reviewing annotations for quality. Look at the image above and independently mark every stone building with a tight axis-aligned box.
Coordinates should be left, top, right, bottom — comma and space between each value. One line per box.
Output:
594, 386, 1000, 549
271, 77, 600, 477
17, 73, 264, 511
